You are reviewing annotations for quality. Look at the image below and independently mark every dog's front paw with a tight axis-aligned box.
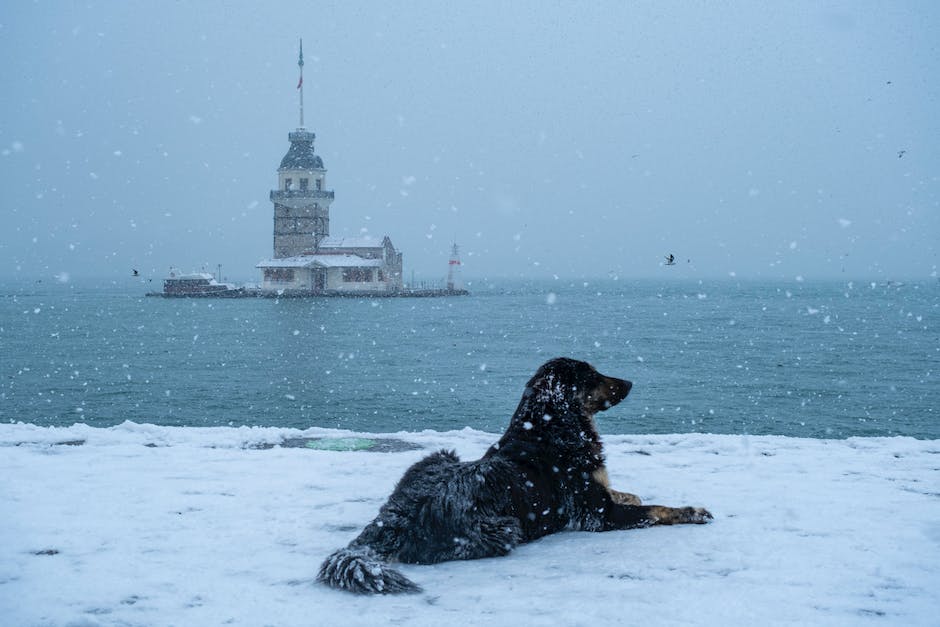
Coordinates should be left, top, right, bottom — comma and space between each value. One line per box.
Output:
681, 507, 713, 524
647, 505, 713, 525
609, 489, 642, 506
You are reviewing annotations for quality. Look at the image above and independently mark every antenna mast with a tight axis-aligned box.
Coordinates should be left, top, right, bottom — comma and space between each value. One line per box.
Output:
297, 38, 305, 128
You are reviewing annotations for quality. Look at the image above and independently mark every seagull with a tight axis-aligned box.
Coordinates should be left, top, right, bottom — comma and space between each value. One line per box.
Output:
897, 150, 906, 159
665, 254, 676, 266
132, 269, 139, 277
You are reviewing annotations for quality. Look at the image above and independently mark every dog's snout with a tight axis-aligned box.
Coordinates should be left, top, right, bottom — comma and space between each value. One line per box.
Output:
591, 375, 631, 411
610, 377, 632, 403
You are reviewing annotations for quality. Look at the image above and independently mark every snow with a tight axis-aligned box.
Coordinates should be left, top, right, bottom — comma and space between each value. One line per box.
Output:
256, 254, 383, 269
318, 236, 384, 249
2, 422, 938, 626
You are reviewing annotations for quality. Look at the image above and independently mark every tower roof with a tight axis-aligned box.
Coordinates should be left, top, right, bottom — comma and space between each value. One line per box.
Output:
279, 130, 324, 171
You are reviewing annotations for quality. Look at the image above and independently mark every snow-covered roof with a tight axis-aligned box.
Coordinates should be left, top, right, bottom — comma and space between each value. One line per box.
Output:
279, 130, 325, 171
255, 256, 316, 269
167, 272, 216, 280
313, 255, 383, 268
318, 235, 386, 249
256, 254, 383, 269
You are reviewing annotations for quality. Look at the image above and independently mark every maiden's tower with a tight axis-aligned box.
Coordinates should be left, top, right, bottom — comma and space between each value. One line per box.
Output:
256, 41, 404, 295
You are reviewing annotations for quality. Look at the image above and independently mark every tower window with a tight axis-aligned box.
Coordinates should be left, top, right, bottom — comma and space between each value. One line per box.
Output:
285, 178, 293, 191
300, 178, 309, 191
316, 178, 323, 191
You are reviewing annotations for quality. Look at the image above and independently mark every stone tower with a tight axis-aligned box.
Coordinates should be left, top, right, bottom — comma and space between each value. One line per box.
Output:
269, 40, 334, 258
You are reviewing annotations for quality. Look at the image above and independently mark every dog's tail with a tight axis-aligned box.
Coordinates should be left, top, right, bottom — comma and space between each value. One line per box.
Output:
317, 546, 421, 595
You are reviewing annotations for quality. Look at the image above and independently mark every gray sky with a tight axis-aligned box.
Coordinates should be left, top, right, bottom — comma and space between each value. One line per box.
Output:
2, 1, 938, 282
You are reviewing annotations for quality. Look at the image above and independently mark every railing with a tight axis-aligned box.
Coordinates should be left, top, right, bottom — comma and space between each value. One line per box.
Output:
270, 189, 334, 201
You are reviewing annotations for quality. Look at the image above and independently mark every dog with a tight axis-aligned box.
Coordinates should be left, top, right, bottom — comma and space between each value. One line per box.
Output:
317, 357, 712, 594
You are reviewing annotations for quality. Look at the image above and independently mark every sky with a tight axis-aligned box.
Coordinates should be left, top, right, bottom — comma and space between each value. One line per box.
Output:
1, 0, 938, 282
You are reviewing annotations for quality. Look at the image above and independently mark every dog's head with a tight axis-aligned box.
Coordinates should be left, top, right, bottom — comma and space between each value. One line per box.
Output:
518, 358, 632, 428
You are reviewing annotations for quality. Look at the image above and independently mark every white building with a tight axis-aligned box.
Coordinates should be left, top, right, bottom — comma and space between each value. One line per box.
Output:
257, 235, 403, 293
257, 41, 404, 295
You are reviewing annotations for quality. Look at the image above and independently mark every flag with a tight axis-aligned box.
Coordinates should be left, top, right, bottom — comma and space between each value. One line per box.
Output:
297, 75, 303, 90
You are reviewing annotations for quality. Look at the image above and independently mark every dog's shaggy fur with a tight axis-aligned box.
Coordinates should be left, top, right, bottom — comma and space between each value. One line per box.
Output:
317, 358, 712, 594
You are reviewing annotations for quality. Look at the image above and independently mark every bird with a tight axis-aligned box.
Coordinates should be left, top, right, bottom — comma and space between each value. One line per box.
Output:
898, 150, 906, 159
665, 254, 676, 266
132, 269, 139, 277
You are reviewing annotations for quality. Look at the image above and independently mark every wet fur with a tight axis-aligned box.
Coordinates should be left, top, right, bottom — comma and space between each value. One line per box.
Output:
317, 357, 712, 594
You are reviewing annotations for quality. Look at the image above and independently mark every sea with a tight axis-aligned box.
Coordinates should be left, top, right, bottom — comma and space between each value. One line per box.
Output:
1, 277, 936, 439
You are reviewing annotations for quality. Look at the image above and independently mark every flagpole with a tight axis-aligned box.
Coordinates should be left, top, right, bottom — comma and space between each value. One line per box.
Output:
298, 38, 305, 129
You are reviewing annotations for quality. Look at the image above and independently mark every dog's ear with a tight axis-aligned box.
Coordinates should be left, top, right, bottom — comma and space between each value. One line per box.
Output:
526, 358, 575, 403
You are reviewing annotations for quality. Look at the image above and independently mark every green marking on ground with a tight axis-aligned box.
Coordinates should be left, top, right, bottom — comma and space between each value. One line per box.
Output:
303, 437, 376, 451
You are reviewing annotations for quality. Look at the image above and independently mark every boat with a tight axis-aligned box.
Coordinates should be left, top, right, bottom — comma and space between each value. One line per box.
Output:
153, 269, 244, 297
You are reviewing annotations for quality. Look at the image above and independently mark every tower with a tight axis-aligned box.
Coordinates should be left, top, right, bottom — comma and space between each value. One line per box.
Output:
447, 242, 462, 291
269, 39, 334, 258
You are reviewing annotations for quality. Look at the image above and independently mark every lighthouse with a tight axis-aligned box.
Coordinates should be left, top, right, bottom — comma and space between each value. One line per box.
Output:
447, 242, 463, 292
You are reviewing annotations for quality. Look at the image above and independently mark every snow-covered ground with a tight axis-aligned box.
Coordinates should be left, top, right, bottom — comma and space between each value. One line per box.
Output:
2, 422, 938, 626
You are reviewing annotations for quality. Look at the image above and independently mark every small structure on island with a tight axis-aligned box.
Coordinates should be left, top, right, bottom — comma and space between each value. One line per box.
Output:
447, 242, 463, 292
256, 40, 404, 295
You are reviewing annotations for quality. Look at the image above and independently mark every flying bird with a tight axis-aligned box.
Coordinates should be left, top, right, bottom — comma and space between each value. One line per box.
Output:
664, 254, 676, 266
898, 150, 906, 159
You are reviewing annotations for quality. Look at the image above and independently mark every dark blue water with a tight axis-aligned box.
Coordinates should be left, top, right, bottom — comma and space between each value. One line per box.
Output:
2, 278, 936, 438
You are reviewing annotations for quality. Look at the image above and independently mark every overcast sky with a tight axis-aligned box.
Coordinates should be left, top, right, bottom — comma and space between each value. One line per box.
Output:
1, 1, 938, 282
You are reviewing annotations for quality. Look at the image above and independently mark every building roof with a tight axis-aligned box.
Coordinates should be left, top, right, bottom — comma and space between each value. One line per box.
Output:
279, 130, 324, 171
167, 271, 215, 280
318, 235, 386, 249
256, 254, 383, 269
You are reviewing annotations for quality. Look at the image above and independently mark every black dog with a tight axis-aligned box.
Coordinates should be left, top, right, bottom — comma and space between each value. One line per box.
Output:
318, 358, 712, 594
